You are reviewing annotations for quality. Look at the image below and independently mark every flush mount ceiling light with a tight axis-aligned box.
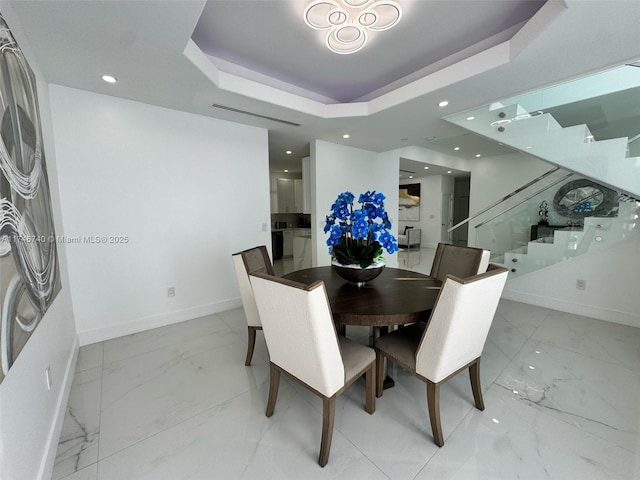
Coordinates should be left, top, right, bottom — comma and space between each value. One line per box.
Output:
304, 0, 402, 54
101, 74, 117, 83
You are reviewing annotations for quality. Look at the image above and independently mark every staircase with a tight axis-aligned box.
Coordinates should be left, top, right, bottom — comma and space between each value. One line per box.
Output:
443, 64, 640, 280
500, 201, 639, 278
449, 103, 640, 198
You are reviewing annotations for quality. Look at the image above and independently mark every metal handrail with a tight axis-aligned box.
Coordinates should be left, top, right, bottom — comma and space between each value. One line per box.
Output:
474, 172, 574, 229
448, 167, 561, 233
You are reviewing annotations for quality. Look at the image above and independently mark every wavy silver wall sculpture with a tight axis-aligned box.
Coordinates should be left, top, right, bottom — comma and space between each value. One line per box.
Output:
0, 15, 60, 384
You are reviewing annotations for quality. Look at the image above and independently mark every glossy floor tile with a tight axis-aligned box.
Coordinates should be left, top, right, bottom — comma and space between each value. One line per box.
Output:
52, 248, 640, 479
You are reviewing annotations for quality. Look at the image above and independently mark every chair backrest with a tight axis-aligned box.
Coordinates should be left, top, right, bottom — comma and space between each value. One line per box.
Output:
430, 243, 490, 281
249, 272, 345, 397
231, 246, 275, 328
416, 265, 508, 383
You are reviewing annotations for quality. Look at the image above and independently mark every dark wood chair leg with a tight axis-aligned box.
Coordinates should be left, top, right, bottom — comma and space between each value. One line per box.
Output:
375, 352, 385, 398
319, 395, 336, 467
365, 363, 375, 414
469, 358, 485, 411
245, 326, 258, 366
337, 324, 346, 336
265, 363, 281, 417
426, 380, 444, 447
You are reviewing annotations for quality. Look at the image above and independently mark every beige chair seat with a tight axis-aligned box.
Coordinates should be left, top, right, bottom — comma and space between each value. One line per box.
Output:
339, 336, 376, 384
374, 322, 424, 372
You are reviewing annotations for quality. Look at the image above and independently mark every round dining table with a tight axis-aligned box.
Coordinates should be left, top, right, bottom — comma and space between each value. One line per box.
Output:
283, 266, 442, 389
283, 266, 441, 327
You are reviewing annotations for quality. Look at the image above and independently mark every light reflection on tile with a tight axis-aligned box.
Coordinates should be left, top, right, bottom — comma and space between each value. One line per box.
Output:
102, 314, 229, 365
99, 332, 269, 459
414, 386, 640, 480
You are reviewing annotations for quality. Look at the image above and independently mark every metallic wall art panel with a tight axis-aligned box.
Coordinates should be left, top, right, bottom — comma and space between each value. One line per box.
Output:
0, 15, 60, 384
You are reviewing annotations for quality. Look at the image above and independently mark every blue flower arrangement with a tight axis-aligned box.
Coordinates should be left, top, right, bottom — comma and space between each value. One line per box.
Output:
324, 190, 398, 268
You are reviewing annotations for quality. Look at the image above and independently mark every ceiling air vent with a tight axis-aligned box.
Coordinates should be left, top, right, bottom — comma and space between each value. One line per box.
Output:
210, 104, 300, 126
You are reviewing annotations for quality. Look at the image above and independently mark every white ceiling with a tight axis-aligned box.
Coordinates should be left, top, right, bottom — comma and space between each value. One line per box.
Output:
191, 0, 546, 103
5, 0, 640, 179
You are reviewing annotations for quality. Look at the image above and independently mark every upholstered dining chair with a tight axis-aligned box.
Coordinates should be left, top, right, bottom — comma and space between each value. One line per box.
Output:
375, 265, 508, 447
249, 272, 375, 467
231, 246, 275, 366
430, 242, 491, 281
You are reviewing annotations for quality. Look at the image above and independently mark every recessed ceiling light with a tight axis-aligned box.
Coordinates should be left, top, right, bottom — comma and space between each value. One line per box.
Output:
466, 116, 475, 121
438, 100, 449, 107
343, 133, 350, 139
409, 175, 413, 179
286, 150, 292, 154
454, 147, 460, 151
101, 75, 117, 83
423, 166, 429, 170
447, 170, 452, 174
525, 146, 532, 149
475, 154, 481, 158
424, 136, 436, 142
284, 169, 289, 173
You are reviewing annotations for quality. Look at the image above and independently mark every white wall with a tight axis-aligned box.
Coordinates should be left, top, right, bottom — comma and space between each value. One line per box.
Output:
503, 235, 640, 327
48, 85, 270, 344
0, 6, 77, 480
311, 140, 399, 267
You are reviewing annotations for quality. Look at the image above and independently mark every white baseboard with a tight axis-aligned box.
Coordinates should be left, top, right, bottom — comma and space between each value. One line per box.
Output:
78, 298, 243, 346
502, 289, 640, 328
38, 335, 79, 480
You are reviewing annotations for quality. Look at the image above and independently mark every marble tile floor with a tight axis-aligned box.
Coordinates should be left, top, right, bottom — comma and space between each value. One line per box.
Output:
53, 248, 640, 479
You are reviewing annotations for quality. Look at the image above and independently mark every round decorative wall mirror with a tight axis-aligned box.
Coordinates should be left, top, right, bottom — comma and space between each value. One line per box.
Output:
552, 179, 617, 218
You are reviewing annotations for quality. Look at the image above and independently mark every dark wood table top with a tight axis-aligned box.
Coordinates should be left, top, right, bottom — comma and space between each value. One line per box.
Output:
283, 266, 441, 327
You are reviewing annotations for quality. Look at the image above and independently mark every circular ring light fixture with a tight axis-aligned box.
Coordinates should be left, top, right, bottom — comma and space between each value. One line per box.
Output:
304, 0, 401, 54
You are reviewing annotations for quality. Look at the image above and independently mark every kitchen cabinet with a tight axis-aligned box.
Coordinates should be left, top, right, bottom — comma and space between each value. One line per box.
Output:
283, 230, 293, 257
276, 177, 306, 214
276, 178, 295, 213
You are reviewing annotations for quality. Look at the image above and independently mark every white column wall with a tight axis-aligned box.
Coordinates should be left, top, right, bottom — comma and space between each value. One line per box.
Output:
48, 85, 270, 344
311, 140, 399, 267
